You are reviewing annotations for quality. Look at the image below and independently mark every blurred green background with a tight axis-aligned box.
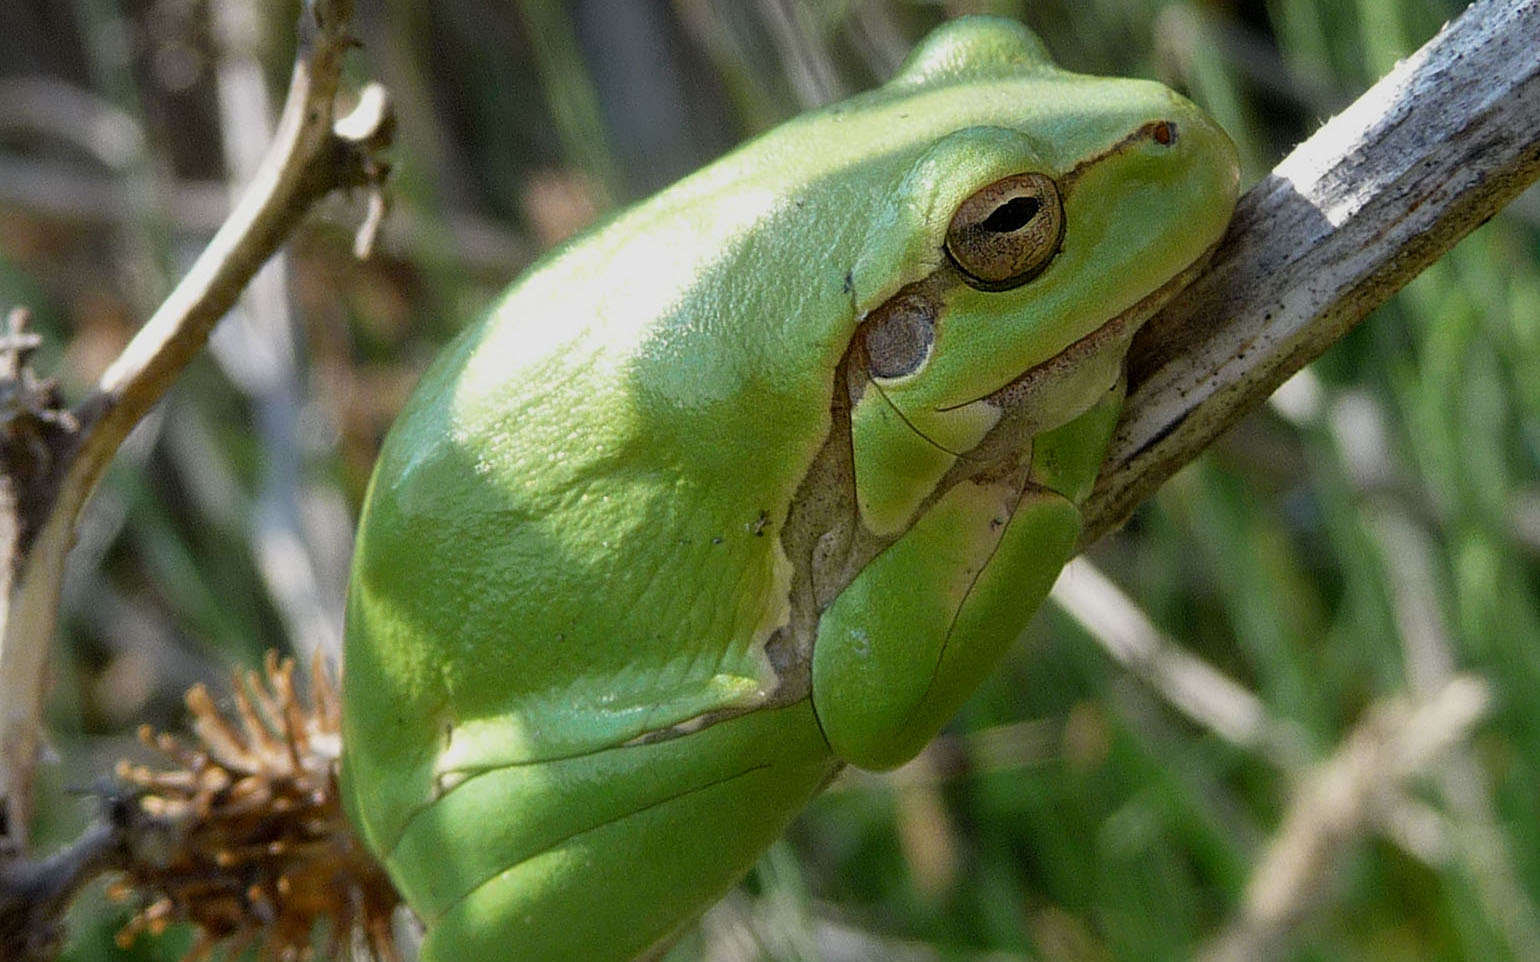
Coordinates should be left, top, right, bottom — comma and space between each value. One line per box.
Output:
2, 0, 1538, 959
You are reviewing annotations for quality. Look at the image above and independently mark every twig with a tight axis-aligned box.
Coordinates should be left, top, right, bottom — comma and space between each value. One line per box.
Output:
1200, 677, 1491, 962
0, 0, 393, 855
758, 0, 845, 108
1374, 505, 1540, 955
210, 0, 343, 665
0, 820, 126, 962
0, 78, 145, 169
1273, 360, 1540, 954
1282, 379, 1540, 956
1082, 0, 1540, 545
0, 154, 529, 278
1049, 557, 1309, 767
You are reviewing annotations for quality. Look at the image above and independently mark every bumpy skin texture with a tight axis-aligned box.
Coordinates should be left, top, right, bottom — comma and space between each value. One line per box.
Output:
341, 17, 1239, 962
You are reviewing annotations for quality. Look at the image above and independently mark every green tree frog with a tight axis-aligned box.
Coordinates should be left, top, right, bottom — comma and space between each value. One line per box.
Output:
341, 16, 1238, 961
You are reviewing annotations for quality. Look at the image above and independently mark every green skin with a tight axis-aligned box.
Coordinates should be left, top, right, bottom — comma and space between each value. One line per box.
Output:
341, 17, 1239, 962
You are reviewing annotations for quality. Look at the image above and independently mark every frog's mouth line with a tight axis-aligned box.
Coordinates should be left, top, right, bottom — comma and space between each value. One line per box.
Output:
936, 241, 1219, 417
751, 241, 1222, 720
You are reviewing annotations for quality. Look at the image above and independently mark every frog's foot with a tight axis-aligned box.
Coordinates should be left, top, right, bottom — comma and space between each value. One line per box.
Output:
811, 473, 1079, 771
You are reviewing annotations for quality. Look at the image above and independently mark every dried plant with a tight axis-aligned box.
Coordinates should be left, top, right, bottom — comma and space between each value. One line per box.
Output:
110, 652, 400, 962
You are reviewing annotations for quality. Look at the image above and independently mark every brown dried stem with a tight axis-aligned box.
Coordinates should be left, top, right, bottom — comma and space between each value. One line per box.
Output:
0, 0, 393, 856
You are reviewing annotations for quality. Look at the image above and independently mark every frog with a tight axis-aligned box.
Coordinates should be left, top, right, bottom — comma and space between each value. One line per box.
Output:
339, 15, 1239, 962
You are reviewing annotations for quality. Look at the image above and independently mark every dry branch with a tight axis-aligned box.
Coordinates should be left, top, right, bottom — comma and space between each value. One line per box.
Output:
1050, 557, 1309, 767
1082, 0, 1540, 543
0, 156, 528, 280
1201, 677, 1491, 962
0, 0, 393, 857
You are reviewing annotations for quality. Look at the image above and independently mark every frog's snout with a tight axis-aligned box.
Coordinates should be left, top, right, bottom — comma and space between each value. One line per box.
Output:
1165, 99, 1243, 215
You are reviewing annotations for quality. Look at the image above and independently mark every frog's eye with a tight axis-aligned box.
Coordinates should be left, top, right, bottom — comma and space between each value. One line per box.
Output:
945, 172, 1064, 291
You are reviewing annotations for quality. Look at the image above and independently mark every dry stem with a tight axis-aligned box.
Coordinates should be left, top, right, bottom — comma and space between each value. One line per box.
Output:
1050, 557, 1309, 767
1201, 678, 1491, 962
1081, 0, 1540, 544
0, 0, 392, 855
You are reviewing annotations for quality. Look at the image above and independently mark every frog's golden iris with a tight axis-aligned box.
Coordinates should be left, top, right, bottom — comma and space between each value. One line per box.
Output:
945, 171, 1065, 289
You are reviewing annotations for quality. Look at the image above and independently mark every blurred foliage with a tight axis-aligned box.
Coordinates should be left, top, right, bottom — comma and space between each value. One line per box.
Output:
1, 0, 1537, 959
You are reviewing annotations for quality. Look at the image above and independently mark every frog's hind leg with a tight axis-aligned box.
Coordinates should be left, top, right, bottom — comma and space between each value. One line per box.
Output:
391, 700, 834, 962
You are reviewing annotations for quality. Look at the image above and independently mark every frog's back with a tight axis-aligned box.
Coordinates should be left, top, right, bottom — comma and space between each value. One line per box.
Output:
340, 46, 947, 851
337, 147, 864, 858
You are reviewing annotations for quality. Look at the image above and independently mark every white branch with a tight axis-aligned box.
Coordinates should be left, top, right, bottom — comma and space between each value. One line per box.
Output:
1050, 558, 1308, 766
1083, 0, 1540, 543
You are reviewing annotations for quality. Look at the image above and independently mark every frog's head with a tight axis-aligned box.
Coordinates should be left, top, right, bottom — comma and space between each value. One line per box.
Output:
838, 17, 1240, 535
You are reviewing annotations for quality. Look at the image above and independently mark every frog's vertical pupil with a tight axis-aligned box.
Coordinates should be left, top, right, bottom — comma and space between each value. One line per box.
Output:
981, 196, 1041, 233
1152, 121, 1176, 145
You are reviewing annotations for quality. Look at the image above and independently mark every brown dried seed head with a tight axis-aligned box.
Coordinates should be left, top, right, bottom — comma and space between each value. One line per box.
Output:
111, 651, 401, 962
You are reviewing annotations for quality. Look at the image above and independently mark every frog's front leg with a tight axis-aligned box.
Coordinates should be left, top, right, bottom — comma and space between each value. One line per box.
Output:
810, 388, 1120, 771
